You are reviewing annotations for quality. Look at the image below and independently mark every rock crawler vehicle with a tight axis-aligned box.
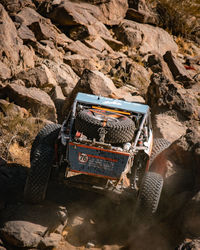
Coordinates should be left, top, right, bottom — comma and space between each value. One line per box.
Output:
24, 93, 170, 216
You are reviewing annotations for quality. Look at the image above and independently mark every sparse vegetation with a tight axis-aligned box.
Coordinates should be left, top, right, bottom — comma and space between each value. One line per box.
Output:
0, 103, 45, 164
150, 0, 200, 40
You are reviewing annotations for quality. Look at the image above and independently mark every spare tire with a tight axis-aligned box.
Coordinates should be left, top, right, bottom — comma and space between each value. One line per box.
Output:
75, 109, 135, 143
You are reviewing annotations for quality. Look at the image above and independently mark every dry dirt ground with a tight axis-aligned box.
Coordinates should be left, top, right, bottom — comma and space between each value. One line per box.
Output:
0, 160, 182, 250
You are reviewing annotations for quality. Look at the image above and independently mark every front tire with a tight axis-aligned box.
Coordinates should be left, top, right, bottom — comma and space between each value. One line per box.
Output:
135, 171, 163, 218
24, 144, 54, 203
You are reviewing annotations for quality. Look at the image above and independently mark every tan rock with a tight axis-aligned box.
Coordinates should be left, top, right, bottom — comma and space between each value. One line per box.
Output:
43, 59, 79, 96
0, 61, 11, 80
16, 64, 57, 88
84, 36, 114, 53
0, 4, 23, 73
153, 113, 187, 143
63, 54, 97, 76
65, 40, 99, 59
115, 20, 178, 55
50, 0, 128, 26
3, 84, 57, 122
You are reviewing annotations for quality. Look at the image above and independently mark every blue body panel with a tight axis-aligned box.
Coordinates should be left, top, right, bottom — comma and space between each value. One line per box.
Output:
75, 93, 149, 114
69, 143, 129, 179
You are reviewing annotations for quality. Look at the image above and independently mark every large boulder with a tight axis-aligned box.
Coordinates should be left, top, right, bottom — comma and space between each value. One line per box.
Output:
127, 0, 158, 25
64, 54, 97, 76
147, 73, 200, 121
43, 59, 80, 96
163, 51, 194, 88
0, 203, 67, 249
115, 20, 178, 55
49, 0, 128, 26
16, 64, 57, 88
16, 7, 72, 46
0, 0, 35, 14
2, 84, 57, 122
62, 69, 144, 115
65, 40, 99, 59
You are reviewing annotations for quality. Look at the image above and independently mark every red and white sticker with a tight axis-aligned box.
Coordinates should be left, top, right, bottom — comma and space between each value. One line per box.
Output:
78, 153, 89, 163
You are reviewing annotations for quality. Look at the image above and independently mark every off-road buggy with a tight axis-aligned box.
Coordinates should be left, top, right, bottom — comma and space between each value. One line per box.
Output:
24, 93, 170, 216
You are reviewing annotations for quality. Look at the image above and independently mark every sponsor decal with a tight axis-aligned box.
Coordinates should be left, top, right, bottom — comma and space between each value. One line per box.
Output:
78, 153, 88, 163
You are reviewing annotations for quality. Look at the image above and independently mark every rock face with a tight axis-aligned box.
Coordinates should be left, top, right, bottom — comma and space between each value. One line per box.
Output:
115, 20, 178, 55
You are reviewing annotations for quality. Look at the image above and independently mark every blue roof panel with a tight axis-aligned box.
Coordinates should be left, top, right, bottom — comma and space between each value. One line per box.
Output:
75, 92, 149, 114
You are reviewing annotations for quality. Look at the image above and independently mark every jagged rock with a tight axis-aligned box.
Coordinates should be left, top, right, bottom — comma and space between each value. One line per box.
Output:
152, 112, 187, 143
2, 84, 57, 122
49, 0, 128, 26
128, 61, 150, 95
66, 40, 99, 59
64, 54, 97, 76
0, 203, 67, 249
147, 53, 173, 79
20, 45, 35, 70
115, 20, 178, 55
0, 4, 23, 74
43, 59, 79, 96
17, 24, 36, 43
50, 86, 65, 103
168, 127, 200, 173
16, 64, 57, 88
84, 36, 114, 53
126, 8, 158, 25
17, 7, 70, 47
163, 51, 195, 88
147, 73, 200, 121
127, 0, 158, 24
101, 36, 124, 51
62, 69, 144, 116
16, 7, 42, 26
33, 41, 64, 61
0, 61, 11, 80
0, 0, 35, 14
62, 69, 120, 114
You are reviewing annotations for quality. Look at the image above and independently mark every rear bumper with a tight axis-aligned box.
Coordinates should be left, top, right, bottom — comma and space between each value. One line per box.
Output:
68, 142, 130, 179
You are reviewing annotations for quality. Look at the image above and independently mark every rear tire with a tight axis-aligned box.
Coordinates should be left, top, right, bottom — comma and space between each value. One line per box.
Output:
30, 123, 61, 162
24, 144, 54, 203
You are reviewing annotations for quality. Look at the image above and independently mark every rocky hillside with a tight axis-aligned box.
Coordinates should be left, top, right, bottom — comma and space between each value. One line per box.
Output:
0, 0, 200, 249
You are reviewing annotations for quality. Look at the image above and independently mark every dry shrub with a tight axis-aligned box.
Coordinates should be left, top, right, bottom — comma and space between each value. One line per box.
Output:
150, 0, 200, 40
